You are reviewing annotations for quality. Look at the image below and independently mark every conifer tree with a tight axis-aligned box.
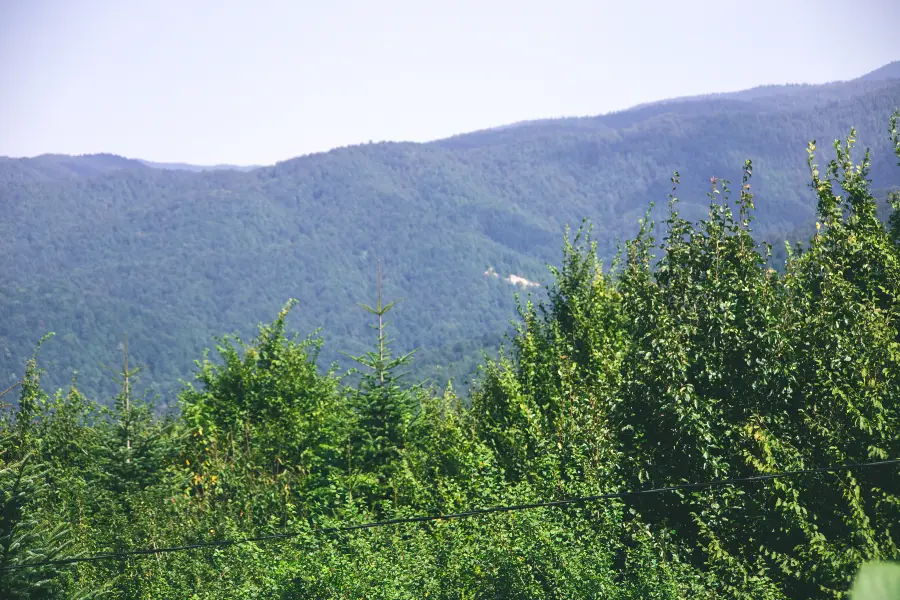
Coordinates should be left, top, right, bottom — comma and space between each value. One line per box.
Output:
0, 341, 98, 600
345, 261, 419, 508
96, 334, 172, 500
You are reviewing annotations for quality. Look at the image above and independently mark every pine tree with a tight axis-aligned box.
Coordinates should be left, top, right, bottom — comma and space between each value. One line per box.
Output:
97, 334, 171, 497
0, 341, 98, 600
344, 261, 419, 509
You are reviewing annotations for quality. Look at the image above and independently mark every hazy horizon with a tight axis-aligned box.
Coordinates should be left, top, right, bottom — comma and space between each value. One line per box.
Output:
2, 0, 899, 165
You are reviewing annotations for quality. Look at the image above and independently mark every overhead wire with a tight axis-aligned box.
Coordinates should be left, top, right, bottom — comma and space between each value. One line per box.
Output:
3, 457, 899, 571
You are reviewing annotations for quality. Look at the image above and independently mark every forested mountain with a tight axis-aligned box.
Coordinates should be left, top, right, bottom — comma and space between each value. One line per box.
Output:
2, 63, 899, 405
3, 114, 900, 598
858, 59, 900, 81
0, 153, 150, 181
137, 160, 263, 173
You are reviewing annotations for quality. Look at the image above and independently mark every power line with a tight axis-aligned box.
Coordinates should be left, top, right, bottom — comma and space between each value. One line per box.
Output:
4, 457, 899, 572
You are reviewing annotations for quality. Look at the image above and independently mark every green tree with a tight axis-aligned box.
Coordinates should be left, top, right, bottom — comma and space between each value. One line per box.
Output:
344, 262, 420, 510
0, 347, 101, 600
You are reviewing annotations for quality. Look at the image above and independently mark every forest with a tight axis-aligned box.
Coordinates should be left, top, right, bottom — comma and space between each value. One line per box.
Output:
2, 68, 899, 405
2, 111, 900, 598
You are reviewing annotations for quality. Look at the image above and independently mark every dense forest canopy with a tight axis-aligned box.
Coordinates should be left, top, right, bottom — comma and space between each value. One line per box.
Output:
2, 65, 899, 405
2, 100, 900, 597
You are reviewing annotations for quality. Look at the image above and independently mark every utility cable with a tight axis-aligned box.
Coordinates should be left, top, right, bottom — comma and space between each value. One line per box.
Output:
4, 457, 899, 571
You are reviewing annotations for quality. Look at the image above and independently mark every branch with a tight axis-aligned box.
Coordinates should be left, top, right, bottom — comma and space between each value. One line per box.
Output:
0, 380, 23, 401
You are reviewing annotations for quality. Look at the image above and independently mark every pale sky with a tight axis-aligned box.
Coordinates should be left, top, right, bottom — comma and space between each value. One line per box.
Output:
1, 0, 898, 165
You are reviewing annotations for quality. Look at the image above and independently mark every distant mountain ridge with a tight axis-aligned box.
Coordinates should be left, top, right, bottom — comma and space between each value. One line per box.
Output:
0, 152, 149, 181
466, 60, 900, 139
138, 160, 264, 173
6, 60, 897, 173
857, 59, 900, 81
1, 60, 899, 405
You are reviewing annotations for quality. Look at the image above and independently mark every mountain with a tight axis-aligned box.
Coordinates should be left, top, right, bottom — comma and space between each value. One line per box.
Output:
1, 61, 899, 406
138, 160, 264, 173
857, 59, 900, 81
0, 153, 149, 182
0, 155, 264, 181
476, 62, 900, 133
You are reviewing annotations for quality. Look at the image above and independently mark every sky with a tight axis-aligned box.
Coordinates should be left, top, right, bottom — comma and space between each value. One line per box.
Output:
1, 0, 898, 166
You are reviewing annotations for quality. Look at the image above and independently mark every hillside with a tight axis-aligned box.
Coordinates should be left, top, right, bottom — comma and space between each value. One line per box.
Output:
1, 63, 899, 406
858, 59, 900, 81
0, 153, 149, 182
4, 110, 900, 598
138, 160, 264, 173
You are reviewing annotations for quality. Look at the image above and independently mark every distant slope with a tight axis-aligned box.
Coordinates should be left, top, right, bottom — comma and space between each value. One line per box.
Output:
139, 160, 263, 172
0, 153, 149, 183
613, 61, 900, 112
857, 60, 900, 81
440, 71, 900, 148
1, 63, 899, 406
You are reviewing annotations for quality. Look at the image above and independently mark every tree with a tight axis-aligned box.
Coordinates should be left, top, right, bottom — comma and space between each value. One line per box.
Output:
344, 261, 420, 510
95, 334, 174, 498
0, 345, 101, 600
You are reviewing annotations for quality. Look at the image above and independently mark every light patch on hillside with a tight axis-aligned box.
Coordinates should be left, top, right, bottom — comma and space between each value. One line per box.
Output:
484, 267, 540, 288
506, 274, 540, 288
